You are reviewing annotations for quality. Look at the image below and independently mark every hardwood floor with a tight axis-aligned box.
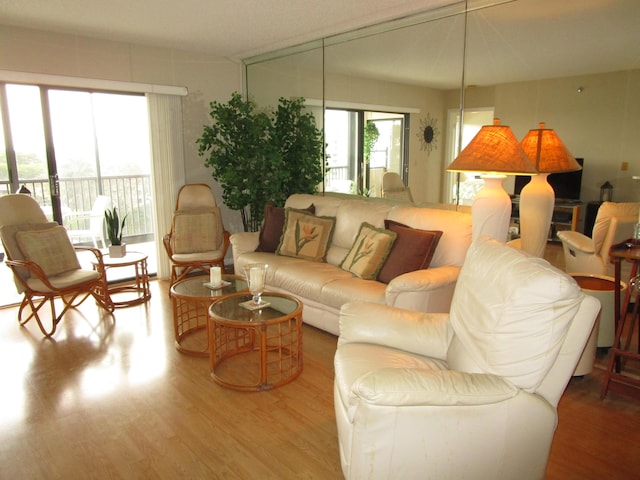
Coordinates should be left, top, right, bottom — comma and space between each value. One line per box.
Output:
0, 247, 639, 479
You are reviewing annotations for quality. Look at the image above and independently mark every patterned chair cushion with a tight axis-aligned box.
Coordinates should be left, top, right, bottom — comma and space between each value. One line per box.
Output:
16, 226, 81, 277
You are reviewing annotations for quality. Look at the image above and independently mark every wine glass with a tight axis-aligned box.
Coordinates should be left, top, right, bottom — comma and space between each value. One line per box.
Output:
244, 263, 268, 306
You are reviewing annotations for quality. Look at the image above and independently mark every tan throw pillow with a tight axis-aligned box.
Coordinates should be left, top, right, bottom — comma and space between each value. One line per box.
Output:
16, 226, 81, 277
172, 207, 223, 254
276, 208, 335, 262
257, 203, 315, 253
340, 222, 397, 280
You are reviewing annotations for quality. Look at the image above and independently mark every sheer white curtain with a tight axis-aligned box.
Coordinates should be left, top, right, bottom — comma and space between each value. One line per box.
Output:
147, 93, 186, 279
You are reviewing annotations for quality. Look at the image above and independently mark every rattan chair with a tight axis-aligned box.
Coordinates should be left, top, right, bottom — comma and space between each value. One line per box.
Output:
382, 172, 414, 203
163, 184, 230, 287
0, 194, 113, 337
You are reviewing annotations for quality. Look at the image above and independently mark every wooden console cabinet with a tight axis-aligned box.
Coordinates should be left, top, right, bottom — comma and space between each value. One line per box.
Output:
510, 198, 582, 242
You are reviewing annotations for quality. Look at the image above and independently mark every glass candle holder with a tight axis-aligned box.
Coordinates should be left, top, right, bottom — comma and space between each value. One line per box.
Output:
244, 263, 268, 306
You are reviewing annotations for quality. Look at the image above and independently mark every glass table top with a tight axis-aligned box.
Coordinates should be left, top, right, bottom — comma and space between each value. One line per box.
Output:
171, 274, 247, 299
209, 293, 300, 323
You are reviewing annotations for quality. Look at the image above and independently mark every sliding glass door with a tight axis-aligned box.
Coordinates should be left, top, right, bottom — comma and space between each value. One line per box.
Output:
325, 108, 408, 197
0, 83, 154, 306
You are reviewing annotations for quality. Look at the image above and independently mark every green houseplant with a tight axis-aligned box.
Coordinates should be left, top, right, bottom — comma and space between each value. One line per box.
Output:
104, 207, 128, 257
197, 92, 324, 232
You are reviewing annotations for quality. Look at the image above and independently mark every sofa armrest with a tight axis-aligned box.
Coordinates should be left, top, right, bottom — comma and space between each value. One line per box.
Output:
230, 231, 259, 266
556, 230, 595, 254
339, 302, 452, 360
351, 368, 518, 407
385, 266, 461, 313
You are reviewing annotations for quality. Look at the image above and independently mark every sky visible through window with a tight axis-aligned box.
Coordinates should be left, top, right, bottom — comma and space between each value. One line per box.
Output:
2, 84, 151, 183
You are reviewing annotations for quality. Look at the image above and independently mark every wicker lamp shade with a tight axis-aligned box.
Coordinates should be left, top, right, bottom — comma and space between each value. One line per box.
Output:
447, 119, 536, 175
520, 123, 581, 173
446, 119, 535, 243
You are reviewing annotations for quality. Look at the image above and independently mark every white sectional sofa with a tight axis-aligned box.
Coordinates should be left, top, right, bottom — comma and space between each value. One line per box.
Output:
230, 193, 472, 335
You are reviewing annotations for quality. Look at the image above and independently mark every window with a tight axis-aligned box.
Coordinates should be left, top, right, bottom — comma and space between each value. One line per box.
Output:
324, 108, 408, 197
445, 107, 495, 205
0, 84, 153, 240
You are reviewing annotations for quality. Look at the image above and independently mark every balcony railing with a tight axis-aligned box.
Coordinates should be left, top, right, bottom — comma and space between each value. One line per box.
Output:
0, 175, 154, 241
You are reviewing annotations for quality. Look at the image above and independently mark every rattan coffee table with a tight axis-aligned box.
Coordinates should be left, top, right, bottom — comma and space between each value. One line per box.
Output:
170, 274, 247, 356
91, 251, 151, 308
208, 291, 303, 391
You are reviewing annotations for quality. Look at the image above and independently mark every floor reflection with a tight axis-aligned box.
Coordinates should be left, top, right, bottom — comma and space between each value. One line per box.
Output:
0, 281, 168, 430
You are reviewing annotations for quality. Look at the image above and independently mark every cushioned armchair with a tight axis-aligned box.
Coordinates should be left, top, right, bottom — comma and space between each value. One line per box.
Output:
557, 201, 639, 278
163, 184, 230, 287
334, 237, 600, 480
0, 194, 113, 337
381, 172, 413, 203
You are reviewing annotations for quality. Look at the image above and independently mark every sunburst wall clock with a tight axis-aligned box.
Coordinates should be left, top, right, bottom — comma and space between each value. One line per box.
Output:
417, 114, 439, 154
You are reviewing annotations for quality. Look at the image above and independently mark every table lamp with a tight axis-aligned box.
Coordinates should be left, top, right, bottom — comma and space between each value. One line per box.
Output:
519, 122, 581, 257
448, 118, 536, 242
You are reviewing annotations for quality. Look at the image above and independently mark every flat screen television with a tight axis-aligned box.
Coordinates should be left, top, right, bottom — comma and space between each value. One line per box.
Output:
513, 158, 584, 201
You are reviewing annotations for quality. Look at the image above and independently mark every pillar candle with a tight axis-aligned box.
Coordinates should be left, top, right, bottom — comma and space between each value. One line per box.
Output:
210, 266, 222, 286
249, 267, 264, 291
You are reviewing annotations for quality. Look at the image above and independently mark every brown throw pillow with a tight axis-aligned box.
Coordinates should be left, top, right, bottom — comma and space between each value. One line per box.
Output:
377, 219, 443, 284
257, 203, 315, 253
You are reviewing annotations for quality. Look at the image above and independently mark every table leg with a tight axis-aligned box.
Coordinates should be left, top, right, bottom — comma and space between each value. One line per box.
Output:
601, 259, 640, 399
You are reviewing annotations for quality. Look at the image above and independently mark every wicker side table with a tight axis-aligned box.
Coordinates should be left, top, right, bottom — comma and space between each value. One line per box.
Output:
170, 274, 247, 356
208, 292, 303, 391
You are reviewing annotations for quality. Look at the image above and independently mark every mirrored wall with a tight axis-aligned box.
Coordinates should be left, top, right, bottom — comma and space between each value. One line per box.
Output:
245, 0, 640, 207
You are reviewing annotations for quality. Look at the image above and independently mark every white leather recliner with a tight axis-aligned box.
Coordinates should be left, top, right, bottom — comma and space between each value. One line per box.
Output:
334, 237, 600, 480
557, 201, 639, 278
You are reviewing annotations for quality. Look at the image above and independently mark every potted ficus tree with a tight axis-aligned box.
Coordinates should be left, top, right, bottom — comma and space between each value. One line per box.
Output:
105, 207, 128, 258
197, 92, 324, 232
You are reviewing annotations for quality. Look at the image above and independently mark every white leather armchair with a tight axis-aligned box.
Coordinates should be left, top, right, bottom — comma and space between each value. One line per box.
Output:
557, 201, 639, 277
334, 237, 600, 480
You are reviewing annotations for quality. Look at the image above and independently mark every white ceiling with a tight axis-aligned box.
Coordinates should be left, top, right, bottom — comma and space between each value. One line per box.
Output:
0, 0, 455, 59
1, 0, 639, 88
314, 0, 640, 89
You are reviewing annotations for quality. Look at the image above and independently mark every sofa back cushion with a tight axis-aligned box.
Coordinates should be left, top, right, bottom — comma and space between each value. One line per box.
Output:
447, 237, 584, 392
388, 205, 472, 268
325, 200, 392, 266
285, 193, 341, 218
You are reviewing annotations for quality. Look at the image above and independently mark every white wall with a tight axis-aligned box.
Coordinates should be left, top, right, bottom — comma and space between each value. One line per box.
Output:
0, 25, 246, 233
463, 70, 640, 205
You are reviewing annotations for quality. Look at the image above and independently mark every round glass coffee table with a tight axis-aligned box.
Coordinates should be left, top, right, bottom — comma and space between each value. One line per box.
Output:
170, 274, 247, 356
208, 291, 303, 391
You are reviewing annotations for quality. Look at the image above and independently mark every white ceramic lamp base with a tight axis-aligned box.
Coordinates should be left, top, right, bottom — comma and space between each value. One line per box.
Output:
519, 173, 554, 257
472, 175, 512, 243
